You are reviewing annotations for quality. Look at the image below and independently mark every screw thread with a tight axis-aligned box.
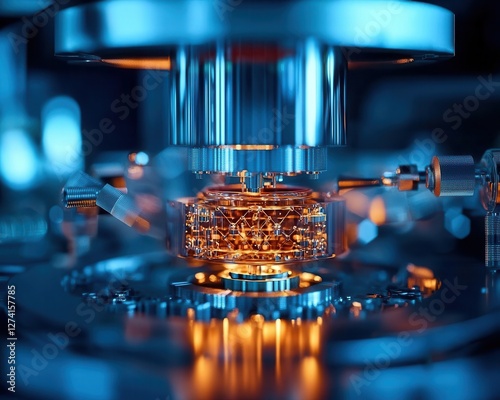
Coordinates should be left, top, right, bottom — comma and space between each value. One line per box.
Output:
63, 187, 100, 208
485, 213, 500, 268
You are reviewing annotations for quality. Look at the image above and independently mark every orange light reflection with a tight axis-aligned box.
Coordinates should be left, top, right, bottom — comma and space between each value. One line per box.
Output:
101, 57, 171, 70
369, 196, 386, 226
180, 317, 325, 400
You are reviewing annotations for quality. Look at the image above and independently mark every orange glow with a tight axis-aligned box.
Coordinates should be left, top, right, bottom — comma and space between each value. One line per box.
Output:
192, 356, 215, 399
406, 264, 434, 278
348, 58, 414, 69
191, 319, 203, 355
309, 322, 321, 355
183, 187, 332, 263
132, 216, 151, 233
127, 165, 144, 180
101, 57, 171, 70
251, 314, 264, 325
406, 264, 440, 294
298, 357, 322, 399
395, 58, 415, 64
275, 319, 282, 379
346, 222, 359, 245
369, 196, 387, 226
350, 301, 362, 318
343, 191, 370, 217
178, 317, 325, 399
194, 272, 205, 284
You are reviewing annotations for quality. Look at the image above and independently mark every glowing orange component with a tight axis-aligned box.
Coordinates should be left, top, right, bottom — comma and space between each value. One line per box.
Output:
101, 57, 171, 70
180, 186, 338, 263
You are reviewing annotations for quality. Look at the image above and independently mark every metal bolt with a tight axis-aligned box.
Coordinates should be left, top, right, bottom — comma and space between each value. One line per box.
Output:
63, 186, 100, 208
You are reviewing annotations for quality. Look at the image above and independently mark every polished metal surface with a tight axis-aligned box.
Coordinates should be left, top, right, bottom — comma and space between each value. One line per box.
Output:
167, 43, 346, 151
189, 146, 328, 175
54, 0, 454, 59
429, 155, 476, 196
220, 269, 301, 292
166, 42, 345, 176
53, 0, 454, 184
172, 267, 339, 320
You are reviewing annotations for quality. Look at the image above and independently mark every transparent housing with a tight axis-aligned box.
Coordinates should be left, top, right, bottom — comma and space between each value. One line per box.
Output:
166, 185, 345, 263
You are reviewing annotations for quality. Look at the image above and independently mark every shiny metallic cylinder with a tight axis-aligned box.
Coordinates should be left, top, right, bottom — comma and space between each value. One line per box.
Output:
486, 213, 500, 269
167, 41, 345, 148
220, 270, 300, 292
166, 41, 345, 174
428, 155, 475, 196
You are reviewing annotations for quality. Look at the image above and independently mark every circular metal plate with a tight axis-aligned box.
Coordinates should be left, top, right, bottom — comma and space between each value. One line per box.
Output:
55, 0, 454, 61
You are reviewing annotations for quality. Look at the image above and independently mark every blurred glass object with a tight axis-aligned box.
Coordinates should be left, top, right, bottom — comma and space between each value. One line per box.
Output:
42, 96, 83, 177
0, 27, 26, 110
358, 218, 378, 244
444, 207, 471, 239
0, 128, 38, 190
0, 209, 47, 243
369, 195, 386, 225
0, 25, 39, 192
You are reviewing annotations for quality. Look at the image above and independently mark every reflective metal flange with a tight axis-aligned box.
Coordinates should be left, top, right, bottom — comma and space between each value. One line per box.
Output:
55, 0, 454, 61
171, 271, 340, 320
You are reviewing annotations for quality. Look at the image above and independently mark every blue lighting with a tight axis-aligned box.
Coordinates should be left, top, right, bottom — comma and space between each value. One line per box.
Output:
304, 40, 321, 147
42, 96, 83, 176
0, 128, 38, 190
358, 219, 378, 244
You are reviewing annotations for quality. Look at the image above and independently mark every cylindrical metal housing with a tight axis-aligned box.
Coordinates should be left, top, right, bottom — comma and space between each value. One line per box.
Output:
166, 42, 345, 149
164, 42, 345, 175
429, 155, 476, 196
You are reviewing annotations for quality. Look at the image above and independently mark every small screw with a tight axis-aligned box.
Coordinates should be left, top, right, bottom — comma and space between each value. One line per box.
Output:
63, 187, 100, 208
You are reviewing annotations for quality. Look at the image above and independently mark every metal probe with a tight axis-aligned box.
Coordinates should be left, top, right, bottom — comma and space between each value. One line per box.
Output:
337, 150, 500, 268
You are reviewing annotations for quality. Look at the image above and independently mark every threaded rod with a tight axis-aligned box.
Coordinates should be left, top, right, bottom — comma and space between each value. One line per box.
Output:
486, 212, 500, 269
63, 186, 100, 208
